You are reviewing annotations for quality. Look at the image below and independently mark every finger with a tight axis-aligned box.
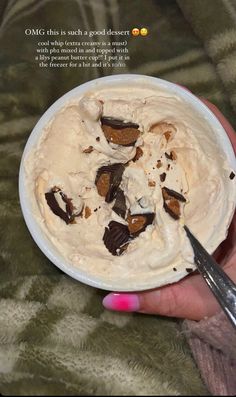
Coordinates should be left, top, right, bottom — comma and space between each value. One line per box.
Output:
138, 275, 220, 320
103, 249, 236, 319
103, 274, 220, 320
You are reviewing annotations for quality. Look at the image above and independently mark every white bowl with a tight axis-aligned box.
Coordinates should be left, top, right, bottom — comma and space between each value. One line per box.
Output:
19, 74, 236, 291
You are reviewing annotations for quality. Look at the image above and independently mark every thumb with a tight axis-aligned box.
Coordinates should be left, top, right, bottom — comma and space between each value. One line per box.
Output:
103, 274, 221, 320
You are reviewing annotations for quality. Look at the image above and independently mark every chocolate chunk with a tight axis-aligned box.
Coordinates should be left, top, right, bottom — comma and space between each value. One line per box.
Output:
101, 117, 139, 130
230, 171, 235, 180
127, 213, 155, 237
156, 160, 162, 168
112, 188, 127, 219
173, 267, 177, 271
162, 187, 186, 202
95, 163, 125, 203
83, 146, 93, 153
101, 117, 140, 146
103, 221, 130, 256
96, 137, 100, 141
133, 147, 143, 162
160, 172, 166, 182
45, 188, 76, 224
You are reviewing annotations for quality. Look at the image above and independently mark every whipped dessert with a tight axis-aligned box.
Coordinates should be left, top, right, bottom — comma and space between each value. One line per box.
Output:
24, 82, 236, 290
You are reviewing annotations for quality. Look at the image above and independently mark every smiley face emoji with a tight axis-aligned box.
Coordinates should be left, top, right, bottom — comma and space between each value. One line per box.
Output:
140, 27, 148, 36
132, 28, 140, 36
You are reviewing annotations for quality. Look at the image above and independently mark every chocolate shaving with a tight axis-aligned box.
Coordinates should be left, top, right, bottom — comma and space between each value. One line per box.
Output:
45, 189, 75, 224
186, 268, 193, 273
101, 117, 139, 130
103, 221, 130, 256
112, 188, 127, 219
156, 160, 162, 168
83, 146, 93, 153
96, 137, 100, 142
230, 171, 235, 180
148, 180, 156, 187
160, 172, 166, 182
84, 206, 92, 219
133, 147, 143, 162
162, 187, 186, 202
127, 213, 155, 237
95, 163, 125, 203
165, 151, 177, 161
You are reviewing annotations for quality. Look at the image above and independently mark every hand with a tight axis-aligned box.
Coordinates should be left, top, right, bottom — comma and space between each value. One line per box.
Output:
103, 97, 236, 321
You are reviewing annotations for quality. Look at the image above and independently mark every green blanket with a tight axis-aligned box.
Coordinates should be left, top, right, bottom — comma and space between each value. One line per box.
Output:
0, 0, 235, 395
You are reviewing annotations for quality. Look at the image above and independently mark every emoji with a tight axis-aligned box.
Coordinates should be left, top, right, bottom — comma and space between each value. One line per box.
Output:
132, 28, 140, 36
140, 27, 148, 36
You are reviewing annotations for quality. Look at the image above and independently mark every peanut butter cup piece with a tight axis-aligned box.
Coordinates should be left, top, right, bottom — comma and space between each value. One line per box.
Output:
162, 187, 186, 202
101, 117, 140, 146
103, 221, 130, 256
96, 173, 110, 198
163, 199, 180, 220
95, 163, 125, 203
112, 188, 127, 219
127, 213, 155, 237
45, 187, 81, 224
101, 117, 139, 130
162, 187, 186, 220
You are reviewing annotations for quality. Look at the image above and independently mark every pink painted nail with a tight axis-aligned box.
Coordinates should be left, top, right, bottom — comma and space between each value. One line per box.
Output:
102, 293, 140, 312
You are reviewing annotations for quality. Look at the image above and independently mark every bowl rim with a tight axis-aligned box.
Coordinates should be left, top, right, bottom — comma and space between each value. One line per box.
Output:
18, 74, 236, 291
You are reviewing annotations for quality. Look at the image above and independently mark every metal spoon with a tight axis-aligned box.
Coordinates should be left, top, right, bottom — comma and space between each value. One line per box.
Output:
184, 225, 236, 328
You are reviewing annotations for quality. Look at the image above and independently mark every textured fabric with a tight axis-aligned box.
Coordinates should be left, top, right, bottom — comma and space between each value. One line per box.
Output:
0, 0, 236, 395
184, 312, 236, 396
178, 0, 236, 120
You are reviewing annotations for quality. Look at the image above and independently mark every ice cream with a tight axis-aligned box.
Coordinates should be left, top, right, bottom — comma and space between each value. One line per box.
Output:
24, 81, 236, 290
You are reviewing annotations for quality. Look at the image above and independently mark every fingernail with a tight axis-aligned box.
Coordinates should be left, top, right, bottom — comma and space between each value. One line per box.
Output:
102, 293, 140, 312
